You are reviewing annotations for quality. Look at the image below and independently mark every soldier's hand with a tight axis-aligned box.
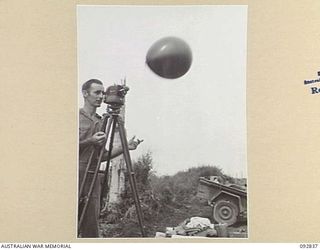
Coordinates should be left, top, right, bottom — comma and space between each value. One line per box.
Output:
91, 132, 107, 146
128, 136, 143, 150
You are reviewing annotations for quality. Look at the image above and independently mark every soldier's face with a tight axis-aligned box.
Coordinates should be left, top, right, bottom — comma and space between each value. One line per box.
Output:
83, 83, 104, 107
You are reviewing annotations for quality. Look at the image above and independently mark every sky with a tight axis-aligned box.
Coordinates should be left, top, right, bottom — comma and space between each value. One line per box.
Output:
77, 5, 247, 177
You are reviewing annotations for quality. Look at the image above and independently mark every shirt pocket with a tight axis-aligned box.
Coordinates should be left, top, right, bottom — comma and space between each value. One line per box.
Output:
79, 120, 92, 141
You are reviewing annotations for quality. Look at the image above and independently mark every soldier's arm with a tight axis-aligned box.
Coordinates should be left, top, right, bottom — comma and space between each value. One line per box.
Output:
101, 136, 143, 162
79, 132, 106, 151
101, 147, 124, 162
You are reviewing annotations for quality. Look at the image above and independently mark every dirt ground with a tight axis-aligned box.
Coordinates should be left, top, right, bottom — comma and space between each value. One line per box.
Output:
99, 202, 247, 238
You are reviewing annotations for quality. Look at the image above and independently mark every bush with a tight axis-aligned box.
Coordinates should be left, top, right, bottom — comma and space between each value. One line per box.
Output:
101, 152, 235, 237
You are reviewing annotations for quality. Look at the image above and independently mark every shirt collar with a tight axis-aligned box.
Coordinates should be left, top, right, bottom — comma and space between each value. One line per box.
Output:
80, 108, 101, 121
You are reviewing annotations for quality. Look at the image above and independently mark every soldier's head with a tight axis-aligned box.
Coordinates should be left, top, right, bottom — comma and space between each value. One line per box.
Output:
82, 79, 104, 108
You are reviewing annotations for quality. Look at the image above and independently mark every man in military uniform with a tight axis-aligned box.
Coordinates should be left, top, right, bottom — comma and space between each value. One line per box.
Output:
78, 79, 141, 237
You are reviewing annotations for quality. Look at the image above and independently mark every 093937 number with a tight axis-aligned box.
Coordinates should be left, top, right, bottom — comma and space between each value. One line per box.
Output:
300, 244, 318, 248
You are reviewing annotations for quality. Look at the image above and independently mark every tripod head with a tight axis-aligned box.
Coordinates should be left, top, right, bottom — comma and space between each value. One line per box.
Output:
104, 84, 129, 114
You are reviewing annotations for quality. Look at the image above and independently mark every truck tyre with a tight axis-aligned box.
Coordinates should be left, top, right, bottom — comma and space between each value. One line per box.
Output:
213, 200, 239, 226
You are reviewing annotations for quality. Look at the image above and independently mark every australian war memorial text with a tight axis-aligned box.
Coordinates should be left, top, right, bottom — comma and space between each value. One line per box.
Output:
1, 244, 71, 249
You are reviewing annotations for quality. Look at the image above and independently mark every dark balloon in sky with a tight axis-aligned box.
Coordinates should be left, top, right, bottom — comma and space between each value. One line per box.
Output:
146, 37, 192, 79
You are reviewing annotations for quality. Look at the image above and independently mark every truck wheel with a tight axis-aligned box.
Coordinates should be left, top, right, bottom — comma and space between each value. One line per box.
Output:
213, 200, 239, 226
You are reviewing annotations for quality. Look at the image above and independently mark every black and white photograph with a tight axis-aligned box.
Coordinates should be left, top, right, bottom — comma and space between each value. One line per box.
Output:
77, 5, 248, 238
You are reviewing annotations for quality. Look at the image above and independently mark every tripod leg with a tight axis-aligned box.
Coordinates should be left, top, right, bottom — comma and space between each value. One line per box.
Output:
79, 115, 111, 201
78, 115, 113, 234
100, 117, 117, 205
116, 116, 146, 237
78, 149, 95, 203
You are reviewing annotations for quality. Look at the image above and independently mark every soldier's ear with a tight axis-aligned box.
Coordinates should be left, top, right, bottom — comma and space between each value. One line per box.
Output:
82, 90, 88, 98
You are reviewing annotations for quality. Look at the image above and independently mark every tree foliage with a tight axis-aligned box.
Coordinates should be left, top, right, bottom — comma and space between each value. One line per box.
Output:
150, 165, 226, 205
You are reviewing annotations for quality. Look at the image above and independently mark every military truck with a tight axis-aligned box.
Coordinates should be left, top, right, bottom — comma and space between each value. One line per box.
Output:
197, 176, 247, 226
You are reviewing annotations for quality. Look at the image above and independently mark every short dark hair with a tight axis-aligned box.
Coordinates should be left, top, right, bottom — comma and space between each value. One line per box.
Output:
82, 79, 103, 91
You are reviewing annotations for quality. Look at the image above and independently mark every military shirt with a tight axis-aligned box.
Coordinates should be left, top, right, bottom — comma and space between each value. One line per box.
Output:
79, 108, 102, 166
